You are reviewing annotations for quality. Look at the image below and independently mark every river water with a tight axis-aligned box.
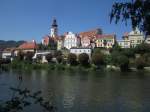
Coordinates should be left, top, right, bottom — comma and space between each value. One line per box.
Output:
0, 70, 150, 112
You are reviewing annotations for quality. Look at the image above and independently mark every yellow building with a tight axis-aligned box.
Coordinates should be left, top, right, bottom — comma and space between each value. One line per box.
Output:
96, 34, 116, 48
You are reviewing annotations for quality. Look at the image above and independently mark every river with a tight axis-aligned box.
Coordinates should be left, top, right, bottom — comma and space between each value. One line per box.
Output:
0, 69, 150, 112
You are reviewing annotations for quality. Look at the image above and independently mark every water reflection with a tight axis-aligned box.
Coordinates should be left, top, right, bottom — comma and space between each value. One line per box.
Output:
0, 70, 150, 112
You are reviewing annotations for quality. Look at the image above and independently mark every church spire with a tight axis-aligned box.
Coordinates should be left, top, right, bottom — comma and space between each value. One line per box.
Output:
50, 18, 58, 37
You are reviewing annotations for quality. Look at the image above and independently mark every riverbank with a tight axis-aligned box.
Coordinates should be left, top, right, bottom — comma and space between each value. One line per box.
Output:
1, 61, 150, 72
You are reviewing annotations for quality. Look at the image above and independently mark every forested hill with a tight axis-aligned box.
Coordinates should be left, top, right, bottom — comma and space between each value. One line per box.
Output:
0, 40, 25, 50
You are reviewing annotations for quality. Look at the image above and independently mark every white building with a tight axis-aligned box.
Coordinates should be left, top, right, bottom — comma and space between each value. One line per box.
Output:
70, 48, 92, 58
32, 51, 51, 63
128, 28, 144, 48
118, 40, 131, 48
118, 28, 144, 48
2, 48, 15, 59
2, 51, 13, 59
64, 32, 79, 49
145, 35, 150, 44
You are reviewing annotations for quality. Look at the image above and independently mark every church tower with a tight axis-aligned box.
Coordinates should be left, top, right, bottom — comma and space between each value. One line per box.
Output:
50, 18, 58, 37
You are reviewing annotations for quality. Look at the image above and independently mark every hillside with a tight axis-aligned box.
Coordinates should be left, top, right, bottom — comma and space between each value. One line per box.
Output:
0, 40, 25, 50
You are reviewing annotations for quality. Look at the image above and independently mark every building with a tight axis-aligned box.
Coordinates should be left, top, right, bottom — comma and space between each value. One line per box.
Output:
79, 28, 102, 48
70, 48, 92, 58
95, 34, 116, 48
128, 28, 144, 48
32, 51, 51, 63
118, 33, 131, 48
2, 48, 15, 59
118, 40, 131, 48
42, 35, 50, 46
64, 32, 80, 49
145, 35, 150, 44
57, 36, 64, 50
50, 18, 58, 38
118, 28, 144, 48
42, 18, 58, 46
15, 40, 38, 55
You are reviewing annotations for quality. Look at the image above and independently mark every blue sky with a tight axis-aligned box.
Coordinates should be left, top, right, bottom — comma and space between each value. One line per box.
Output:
0, 0, 131, 42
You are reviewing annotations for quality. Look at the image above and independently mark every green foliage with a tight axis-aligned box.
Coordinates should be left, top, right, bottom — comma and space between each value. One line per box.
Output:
110, 0, 150, 35
67, 53, 77, 66
16, 51, 25, 61
78, 53, 89, 67
36, 55, 42, 63
0, 88, 55, 112
24, 52, 34, 63
110, 51, 120, 66
93, 48, 102, 54
55, 64, 65, 70
110, 50, 129, 71
122, 48, 135, 58
56, 55, 63, 64
54, 50, 62, 57
134, 43, 150, 54
92, 52, 105, 68
105, 55, 112, 65
117, 55, 129, 71
135, 56, 146, 70
46, 53, 53, 62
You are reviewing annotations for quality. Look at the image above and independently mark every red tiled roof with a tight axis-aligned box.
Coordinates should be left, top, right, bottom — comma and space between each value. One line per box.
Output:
18, 42, 37, 50
96, 34, 115, 39
79, 29, 100, 37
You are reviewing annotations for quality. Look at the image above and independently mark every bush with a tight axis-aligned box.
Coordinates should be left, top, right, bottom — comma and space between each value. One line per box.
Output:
36, 55, 42, 63
67, 53, 77, 66
56, 55, 63, 64
117, 55, 129, 71
78, 53, 89, 67
135, 57, 146, 70
92, 52, 105, 68
54, 50, 62, 57
46, 53, 53, 62
24, 52, 34, 63
134, 43, 150, 55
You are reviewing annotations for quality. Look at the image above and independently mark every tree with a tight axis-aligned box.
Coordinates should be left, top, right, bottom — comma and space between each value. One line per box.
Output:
17, 51, 25, 61
122, 48, 135, 58
0, 88, 55, 112
36, 55, 42, 63
56, 55, 63, 64
117, 55, 129, 71
25, 52, 34, 63
92, 52, 105, 68
67, 53, 77, 66
110, 0, 150, 35
110, 51, 120, 66
135, 56, 146, 70
78, 53, 89, 67
134, 43, 150, 54
46, 53, 53, 63
111, 51, 129, 71
54, 51, 62, 57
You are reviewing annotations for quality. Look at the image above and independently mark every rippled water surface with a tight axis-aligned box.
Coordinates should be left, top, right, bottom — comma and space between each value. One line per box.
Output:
0, 70, 150, 112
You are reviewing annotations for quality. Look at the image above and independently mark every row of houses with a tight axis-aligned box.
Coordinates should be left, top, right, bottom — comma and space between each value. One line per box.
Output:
1, 18, 150, 61
42, 19, 150, 51
42, 19, 116, 50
